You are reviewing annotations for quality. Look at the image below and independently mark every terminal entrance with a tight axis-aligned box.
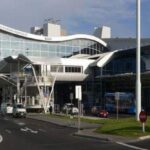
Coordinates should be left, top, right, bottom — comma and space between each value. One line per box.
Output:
54, 83, 78, 111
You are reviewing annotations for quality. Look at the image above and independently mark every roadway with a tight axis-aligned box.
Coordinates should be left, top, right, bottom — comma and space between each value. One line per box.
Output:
0, 116, 149, 150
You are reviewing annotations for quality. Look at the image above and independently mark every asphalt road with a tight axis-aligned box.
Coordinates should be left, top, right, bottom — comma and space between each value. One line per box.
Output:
0, 116, 149, 150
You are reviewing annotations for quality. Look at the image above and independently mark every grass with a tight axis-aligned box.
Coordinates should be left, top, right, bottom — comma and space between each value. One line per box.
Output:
46, 113, 150, 137
95, 117, 150, 137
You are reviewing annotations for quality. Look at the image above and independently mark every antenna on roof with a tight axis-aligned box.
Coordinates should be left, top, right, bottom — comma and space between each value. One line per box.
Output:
44, 18, 61, 24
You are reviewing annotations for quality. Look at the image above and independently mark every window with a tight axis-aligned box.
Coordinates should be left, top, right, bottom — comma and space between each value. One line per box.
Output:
51, 65, 63, 72
65, 66, 82, 73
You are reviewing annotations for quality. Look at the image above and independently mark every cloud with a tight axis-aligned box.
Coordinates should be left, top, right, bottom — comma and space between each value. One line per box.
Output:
0, 0, 148, 37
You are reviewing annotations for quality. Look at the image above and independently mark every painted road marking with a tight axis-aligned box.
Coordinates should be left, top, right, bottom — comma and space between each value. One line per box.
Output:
13, 120, 26, 126
20, 127, 38, 134
0, 135, 3, 143
21, 127, 28, 132
117, 142, 148, 150
17, 122, 26, 126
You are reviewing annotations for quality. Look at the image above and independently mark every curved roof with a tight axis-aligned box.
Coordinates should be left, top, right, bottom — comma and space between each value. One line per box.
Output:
0, 24, 107, 47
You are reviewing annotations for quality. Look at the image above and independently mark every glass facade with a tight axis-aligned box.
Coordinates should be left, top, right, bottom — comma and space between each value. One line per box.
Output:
103, 57, 146, 75
92, 47, 150, 111
102, 57, 136, 75
93, 51, 146, 77
0, 32, 108, 58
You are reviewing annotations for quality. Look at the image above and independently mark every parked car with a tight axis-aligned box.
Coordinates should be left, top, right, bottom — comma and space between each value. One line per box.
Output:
91, 106, 102, 116
13, 103, 26, 118
1, 102, 13, 116
98, 110, 109, 118
62, 103, 79, 115
91, 106, 109, 118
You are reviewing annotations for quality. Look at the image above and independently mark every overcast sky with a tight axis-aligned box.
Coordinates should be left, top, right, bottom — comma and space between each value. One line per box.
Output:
0, 0, 149, 37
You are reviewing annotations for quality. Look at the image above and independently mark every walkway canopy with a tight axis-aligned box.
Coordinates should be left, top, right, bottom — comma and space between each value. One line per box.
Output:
0, 54, 32, 73
0, 54, 32, 87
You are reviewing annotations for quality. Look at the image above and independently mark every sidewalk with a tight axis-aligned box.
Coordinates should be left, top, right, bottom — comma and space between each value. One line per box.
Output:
27, 113, 148, 143
27, 113, 100, 129
74, 129, 137, 143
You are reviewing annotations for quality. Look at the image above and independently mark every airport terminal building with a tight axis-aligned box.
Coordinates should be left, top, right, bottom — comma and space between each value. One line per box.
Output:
0, 24, 150, 113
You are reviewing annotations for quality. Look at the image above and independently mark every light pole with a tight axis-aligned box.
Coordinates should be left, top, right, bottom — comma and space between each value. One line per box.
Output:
136, 0, 141, 121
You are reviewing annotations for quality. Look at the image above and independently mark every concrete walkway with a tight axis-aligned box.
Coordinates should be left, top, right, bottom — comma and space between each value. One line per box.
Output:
74, 129, 136, 143
27, 113, 149, 143
27, 113, 100, 129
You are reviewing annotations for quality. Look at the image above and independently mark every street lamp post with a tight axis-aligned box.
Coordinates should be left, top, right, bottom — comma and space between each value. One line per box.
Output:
136, 0, 141, 121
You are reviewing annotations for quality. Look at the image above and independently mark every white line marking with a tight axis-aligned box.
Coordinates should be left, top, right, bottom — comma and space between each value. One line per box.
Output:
13, 120, 26, 126
20, 127, 38, 134
17, 122, 25, 126
116, 142, 148, 150
0, 135, 3, 143
30, 130, 38, 134
20, 128, 28, 132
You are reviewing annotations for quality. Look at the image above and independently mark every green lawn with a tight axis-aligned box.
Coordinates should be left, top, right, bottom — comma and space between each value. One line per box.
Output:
47, 114, 150, 137
95, 117, 150, 137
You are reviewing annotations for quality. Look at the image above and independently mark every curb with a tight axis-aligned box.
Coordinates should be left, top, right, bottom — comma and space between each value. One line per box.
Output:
73, 129, 141, 143
73, 132, 110, 142
138, 135, 150, 140
74, 132, 141, 143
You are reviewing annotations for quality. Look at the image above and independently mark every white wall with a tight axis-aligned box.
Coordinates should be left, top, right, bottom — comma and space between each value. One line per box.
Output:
60, 58, 94, 72
94, 26, 111, 39
43, 23, 61, 37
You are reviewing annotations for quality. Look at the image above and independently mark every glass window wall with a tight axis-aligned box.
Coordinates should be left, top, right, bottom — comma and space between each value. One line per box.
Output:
0, 32, 108, 58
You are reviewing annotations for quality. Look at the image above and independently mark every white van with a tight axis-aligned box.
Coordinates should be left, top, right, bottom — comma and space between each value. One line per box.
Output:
1, 103, 13, 115
13, 103, 26, 118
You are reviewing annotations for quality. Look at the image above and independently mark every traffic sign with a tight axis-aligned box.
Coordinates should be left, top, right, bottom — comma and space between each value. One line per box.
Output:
115, 92, 120, 100
75, 85, 82, 101
139, 111, 147, 123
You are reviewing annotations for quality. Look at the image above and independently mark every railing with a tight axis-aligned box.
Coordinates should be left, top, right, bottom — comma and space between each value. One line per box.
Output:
10, 72, 26, 81
26, 76, 53, 84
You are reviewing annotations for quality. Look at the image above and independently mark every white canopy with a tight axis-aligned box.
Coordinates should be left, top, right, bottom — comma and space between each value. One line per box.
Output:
90, 50, 118, 68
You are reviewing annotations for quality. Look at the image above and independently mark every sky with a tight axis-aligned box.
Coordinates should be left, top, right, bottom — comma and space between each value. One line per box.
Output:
0, 0, 149, 38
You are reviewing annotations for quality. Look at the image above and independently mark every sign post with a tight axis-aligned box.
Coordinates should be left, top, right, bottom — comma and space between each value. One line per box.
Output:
75, 85, 82, 133
70, 93, 73, 104
139, 110, 147, 133
115, 92, 120, 120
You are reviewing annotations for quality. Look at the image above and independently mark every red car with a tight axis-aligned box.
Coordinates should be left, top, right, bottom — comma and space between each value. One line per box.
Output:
98, 110, 109, 118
